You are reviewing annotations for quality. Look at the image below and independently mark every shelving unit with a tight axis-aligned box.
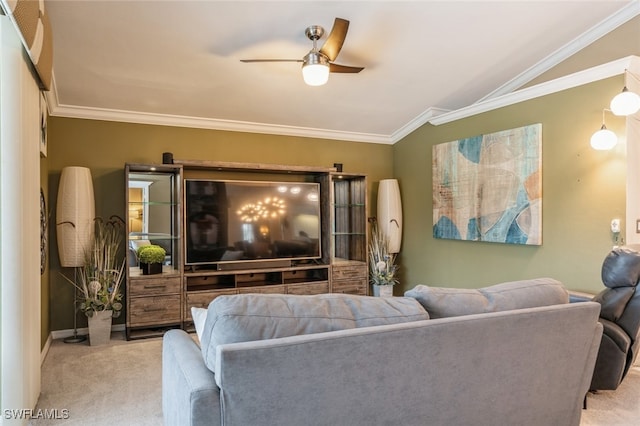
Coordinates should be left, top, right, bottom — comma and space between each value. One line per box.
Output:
331, 173, 369, 295
124, 160, 369, 338
125, 163, 183, 339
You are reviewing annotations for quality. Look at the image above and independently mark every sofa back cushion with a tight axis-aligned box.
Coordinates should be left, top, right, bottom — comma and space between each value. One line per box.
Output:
404, 278, 569, 319
200, 293, 429, 371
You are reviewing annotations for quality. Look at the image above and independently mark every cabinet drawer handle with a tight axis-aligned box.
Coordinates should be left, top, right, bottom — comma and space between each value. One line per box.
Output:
144, 285, 167, 290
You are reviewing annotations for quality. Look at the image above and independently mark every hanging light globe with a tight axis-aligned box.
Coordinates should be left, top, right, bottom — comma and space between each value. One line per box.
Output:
610, 87, 640, 116
590, 125, 618, 150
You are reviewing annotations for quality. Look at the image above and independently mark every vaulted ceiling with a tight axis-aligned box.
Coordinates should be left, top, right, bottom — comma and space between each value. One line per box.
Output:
45, 1, 640, 143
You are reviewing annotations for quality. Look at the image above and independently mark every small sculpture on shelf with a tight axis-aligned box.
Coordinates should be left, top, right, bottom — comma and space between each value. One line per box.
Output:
137, 244, 166, 275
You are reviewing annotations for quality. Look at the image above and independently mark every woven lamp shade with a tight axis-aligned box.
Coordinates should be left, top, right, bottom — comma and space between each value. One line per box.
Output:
377, 179, 403, 254
56, 167, 95, 267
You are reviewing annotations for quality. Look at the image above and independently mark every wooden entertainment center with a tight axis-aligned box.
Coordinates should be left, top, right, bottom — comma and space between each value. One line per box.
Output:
125, 159, 368, 339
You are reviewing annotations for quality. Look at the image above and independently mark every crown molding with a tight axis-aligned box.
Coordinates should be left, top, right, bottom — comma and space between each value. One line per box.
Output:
429, 55, 640, 126
47, 77, 393, 145
389, 107, 450, 143
477, 0, 640, 102
49, 103, 393, 144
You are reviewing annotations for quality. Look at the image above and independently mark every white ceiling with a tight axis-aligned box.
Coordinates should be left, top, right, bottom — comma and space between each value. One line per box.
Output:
45, 1, 639, 144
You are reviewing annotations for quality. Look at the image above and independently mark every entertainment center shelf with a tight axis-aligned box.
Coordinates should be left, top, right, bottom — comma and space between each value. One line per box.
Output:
184, 264, 330, 291
183, 264, 331, 322
124, 159, 369, 339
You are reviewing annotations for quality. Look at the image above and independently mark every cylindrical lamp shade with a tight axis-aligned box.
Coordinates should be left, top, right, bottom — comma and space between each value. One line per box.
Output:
377, 179, 403, 253
56, 167, 95, 267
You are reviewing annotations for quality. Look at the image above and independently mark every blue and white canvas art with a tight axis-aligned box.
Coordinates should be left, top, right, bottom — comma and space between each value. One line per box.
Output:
432, 123, 542, 245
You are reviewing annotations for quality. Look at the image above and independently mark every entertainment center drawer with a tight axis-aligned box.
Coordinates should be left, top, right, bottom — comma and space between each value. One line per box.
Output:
185, 289, 237, 320
287, 281, 329, 295
129, 276, 181, 297
332, 264, 367, 280
238, 284, 286, 294
332, 279, 368, 295
282, 267, 329, 283
129, 295, 181, 326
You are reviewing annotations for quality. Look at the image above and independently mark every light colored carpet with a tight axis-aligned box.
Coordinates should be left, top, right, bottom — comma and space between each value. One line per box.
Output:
31, 332, 163, 426
580, 364, 640, 426
32, 331, 639, 425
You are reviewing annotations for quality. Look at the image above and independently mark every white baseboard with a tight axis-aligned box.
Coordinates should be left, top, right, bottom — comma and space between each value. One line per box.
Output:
41, 333, 53, 365
41, 325, 127, 364
50, 324, 126, 340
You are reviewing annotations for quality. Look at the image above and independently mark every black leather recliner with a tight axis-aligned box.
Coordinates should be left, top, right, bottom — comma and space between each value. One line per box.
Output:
589, 247, 640, 391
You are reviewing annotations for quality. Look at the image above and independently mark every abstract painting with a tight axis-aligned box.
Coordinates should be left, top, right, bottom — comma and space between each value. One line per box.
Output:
432, 123, 542, 245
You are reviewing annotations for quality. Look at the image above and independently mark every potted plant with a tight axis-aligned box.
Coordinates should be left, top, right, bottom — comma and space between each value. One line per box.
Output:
369, 222, 398, 297
64, 216, 125, 345
137, 244, 166, 275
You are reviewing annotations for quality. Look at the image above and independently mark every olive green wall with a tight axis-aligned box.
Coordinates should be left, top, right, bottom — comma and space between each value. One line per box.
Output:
47, 118, 393, 331
393, 76, 627, 294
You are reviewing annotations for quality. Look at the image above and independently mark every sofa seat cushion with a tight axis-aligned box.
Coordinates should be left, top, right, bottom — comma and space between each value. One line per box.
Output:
404, 277, 569, 319
200, 293, 429, 371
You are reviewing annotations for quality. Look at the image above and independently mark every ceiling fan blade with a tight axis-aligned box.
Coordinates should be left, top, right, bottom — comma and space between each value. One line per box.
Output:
329, 63, 364, 73
319, 18, 349, 62
240, 59, 302, 63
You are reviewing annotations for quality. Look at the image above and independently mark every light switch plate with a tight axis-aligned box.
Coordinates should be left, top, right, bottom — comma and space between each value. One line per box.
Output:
611, 219, 621, 233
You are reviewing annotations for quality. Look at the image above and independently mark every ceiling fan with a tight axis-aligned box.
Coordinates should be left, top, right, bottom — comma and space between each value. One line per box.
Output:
240, 17, 364, 86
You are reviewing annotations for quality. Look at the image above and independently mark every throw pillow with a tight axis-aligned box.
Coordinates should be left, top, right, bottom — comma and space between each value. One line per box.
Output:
191, 307, 207, 342
404, 277, 568, 319
200, 293, 429, 371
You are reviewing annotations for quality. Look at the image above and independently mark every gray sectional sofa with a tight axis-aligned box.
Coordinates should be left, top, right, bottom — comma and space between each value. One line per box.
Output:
162, 278, 603, 426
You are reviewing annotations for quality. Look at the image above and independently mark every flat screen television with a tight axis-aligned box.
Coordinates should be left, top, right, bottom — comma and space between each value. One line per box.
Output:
185, 179, 322, 268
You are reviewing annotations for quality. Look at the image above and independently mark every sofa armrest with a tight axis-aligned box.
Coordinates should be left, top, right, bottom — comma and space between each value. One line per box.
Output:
162, 329, 221, 426
600, 318, 631, 354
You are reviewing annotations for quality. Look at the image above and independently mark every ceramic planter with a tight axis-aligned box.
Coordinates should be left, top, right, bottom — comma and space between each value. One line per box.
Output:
373, 285, 394, 297
88, 310, 112, 346
141, 262, 162, 275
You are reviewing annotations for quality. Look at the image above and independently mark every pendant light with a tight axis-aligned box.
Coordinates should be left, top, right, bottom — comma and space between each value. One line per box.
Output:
610, 70, 640, 116
590, 109, 618, 151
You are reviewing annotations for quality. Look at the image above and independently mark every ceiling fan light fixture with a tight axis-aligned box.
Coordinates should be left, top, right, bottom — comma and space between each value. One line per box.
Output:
302, 52, 329, 86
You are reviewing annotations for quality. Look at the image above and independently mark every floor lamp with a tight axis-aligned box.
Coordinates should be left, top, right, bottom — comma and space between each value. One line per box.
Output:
56, 166, 95, 343
377, 179, 403, 254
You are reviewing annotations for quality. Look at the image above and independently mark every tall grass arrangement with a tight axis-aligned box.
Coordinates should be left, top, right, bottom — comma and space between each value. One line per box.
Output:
368, 222, 398, 287
64, 216, 125, 318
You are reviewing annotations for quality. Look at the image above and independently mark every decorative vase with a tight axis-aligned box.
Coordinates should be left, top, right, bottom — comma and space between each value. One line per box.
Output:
141, 262, 162, 275
87, 310, 112, 346
373, 285, 394, 297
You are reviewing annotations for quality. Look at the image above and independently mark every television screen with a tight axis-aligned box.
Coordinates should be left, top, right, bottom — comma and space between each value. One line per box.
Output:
185, 179, 321, 266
